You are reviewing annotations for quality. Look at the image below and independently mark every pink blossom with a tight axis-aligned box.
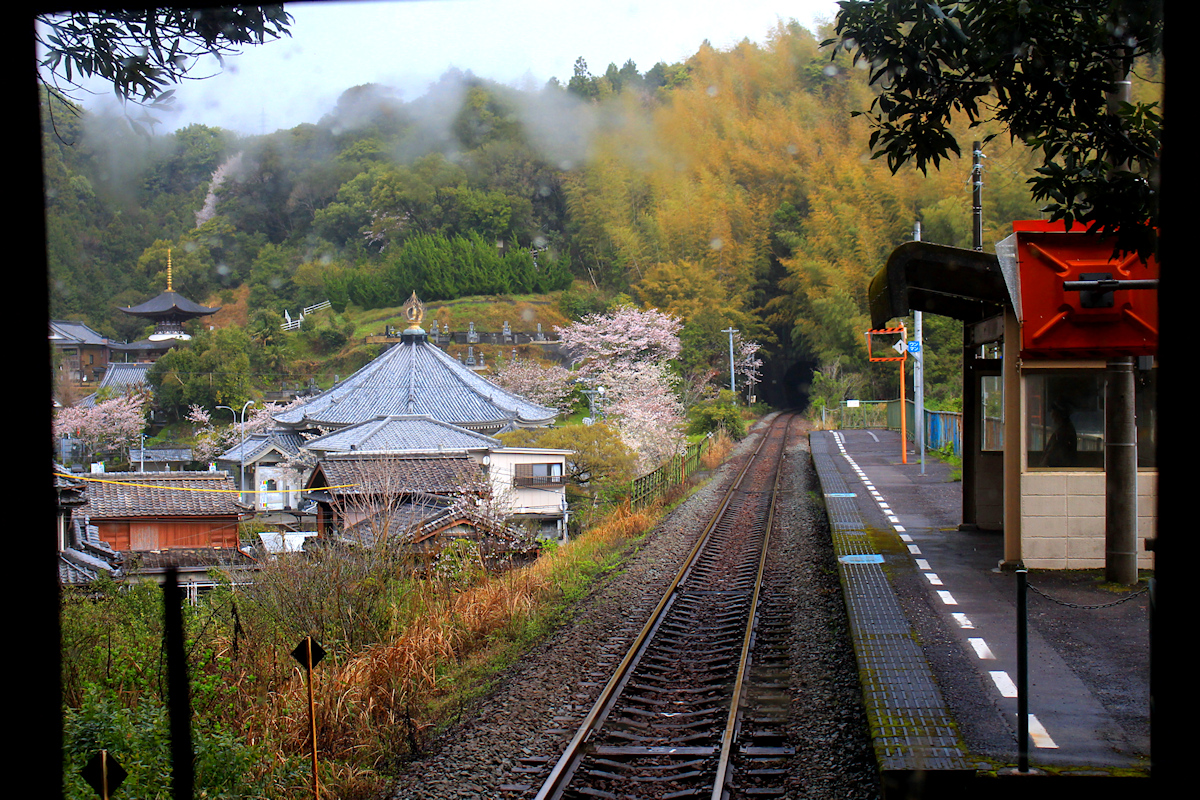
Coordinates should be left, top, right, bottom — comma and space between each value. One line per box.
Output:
556, 306, 682, 375
735, 338, 764, 388
54, 392, 148, 463
490, 358, 575, 410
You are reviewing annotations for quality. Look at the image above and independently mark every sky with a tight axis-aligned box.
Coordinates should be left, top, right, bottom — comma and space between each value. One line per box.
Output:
40, 0, 842, 136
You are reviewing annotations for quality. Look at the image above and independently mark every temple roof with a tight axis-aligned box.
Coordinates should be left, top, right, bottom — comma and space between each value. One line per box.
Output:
218, 429, 308, 464
273, 337, 558, 434
120, 289, 220, 319
50, 320, 108, 346
304, 415, 501, 455
79, 362, 152, 408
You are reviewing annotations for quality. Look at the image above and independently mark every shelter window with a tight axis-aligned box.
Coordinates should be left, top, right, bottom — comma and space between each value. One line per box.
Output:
980, 375, 1004, 452
1026, 369, 1156, 470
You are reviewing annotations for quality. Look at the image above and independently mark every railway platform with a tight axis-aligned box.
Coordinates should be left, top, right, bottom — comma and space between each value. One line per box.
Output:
808, 429, 1152, 799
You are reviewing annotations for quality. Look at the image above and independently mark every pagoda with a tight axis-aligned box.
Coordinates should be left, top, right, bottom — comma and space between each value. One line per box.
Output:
113, 252, 221, 360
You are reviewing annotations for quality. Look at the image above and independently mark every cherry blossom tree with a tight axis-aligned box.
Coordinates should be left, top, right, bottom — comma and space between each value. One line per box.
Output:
557, 306, 686, 471
556, 306, 682, 378
189, 400, 305, 463
489, 358, 576, 410
596, 361, 687, 470
54, 392, 149, 465
735, 338, 764, 398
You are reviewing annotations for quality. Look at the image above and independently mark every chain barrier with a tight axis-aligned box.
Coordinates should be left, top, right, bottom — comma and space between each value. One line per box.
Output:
1027, 580, 1148, 609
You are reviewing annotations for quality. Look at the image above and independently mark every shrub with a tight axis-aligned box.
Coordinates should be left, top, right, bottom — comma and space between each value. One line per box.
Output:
687, 392, 748, 439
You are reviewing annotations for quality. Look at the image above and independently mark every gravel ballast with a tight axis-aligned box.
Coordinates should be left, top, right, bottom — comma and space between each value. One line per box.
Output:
391, 416, 880, 799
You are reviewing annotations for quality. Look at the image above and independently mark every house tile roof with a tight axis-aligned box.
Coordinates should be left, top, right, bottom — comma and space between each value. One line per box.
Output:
60, 548, 119, 585
339, 491, 521, 550
55, 465, 88, 506
56, 465, 124, 584
304, 415, 500, 455
273, 338, 557, 434
50, 320, 108, 346
124, 547, 256, 572
80, 362, 153, 408
218, 430, 307, 464
130, 448, 194, 464
310, 454, 484, 497
77, 472, 248, 518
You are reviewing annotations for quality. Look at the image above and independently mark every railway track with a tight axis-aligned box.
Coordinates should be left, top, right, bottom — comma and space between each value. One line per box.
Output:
532, 412, 798, 800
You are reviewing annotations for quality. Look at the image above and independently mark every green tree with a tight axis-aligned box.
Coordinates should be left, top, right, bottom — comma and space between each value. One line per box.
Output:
827, 0, 1162, 257
147, 328, 253, 419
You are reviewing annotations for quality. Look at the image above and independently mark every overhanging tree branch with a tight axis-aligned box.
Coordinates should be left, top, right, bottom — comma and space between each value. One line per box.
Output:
36, 6, 292, 130
826, 0, 1162, 258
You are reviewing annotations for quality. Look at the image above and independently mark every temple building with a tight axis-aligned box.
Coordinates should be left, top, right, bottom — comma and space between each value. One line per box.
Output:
272, 293, 557, 435
114, 254, 220, 362
223, 294, 571, 540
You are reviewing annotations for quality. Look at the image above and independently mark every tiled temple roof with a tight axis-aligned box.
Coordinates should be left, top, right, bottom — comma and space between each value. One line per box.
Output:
79, 362, 152, 408
304, 415, 501, 455
50, 320, 108, 346
121, 289, 220, 318
273, 338, 557, 434
218, 430, 307, 464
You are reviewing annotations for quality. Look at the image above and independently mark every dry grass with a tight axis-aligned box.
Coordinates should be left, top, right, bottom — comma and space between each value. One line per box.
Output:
244, 501, 661, 796
701, 430, 735, 469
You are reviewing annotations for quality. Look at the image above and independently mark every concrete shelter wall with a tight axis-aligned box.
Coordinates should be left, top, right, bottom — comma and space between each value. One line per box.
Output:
1020, 471, 1157, 569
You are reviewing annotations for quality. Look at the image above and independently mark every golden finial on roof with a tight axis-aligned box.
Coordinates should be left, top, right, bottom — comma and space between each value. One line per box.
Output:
166, 250, 174, 292
403, 291, 426, 333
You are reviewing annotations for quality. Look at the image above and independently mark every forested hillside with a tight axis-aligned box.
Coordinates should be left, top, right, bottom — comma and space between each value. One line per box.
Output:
45, 22, 1054, 411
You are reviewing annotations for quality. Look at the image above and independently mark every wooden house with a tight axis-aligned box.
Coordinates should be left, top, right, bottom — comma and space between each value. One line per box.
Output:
72, 471, 253, 585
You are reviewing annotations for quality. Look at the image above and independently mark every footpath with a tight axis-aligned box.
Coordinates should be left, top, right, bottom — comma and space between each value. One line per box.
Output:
808, 429, 1152, 799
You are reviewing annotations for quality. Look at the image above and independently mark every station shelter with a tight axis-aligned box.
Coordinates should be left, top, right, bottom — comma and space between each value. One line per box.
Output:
867, 220, 1157, 570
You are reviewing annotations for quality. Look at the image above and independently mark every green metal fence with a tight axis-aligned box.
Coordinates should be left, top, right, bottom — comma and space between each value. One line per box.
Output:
629, 436, 711, 509
820, 401, 889, 430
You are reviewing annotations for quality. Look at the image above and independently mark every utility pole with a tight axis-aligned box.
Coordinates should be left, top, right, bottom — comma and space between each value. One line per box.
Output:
913, 220, 925, 475
722, 327, 738, 397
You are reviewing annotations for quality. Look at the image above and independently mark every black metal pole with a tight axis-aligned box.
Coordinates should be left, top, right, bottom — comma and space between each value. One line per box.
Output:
163, 568, 194, 800
972, 141, 983, 251
1017, 568, 1029, 772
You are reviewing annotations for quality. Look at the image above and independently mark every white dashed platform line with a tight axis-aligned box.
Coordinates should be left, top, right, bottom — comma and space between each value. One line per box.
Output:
1028, 715, 1059, 748
968, 638, 995, 659
990, 671, 1018, 697
835, 431, 1063, 753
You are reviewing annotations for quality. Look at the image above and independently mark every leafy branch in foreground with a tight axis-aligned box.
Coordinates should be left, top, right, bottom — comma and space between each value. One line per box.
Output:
37, 6, 292, 130
826, 0, 1162, 258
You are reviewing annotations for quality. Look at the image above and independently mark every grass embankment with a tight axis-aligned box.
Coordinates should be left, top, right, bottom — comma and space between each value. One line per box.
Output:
61, 435, 737, 800
286, 292, 571, 390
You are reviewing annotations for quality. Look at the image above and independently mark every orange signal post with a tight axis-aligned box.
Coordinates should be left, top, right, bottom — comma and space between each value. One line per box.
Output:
866, 326, 908, 465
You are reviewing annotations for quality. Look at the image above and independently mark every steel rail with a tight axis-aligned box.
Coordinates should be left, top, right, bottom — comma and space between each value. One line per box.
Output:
709, 412, 792, 799
533, 412, 794, 800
